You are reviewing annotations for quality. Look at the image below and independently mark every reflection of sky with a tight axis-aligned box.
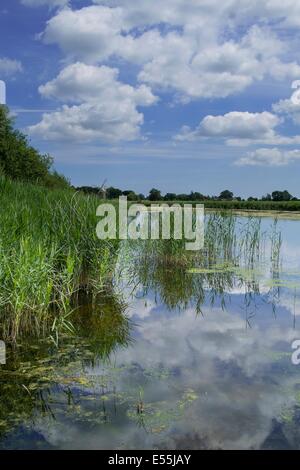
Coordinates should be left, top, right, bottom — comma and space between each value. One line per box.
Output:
262, 217, 300, 270
6, 216, 300, 450
31, 285, 300, 450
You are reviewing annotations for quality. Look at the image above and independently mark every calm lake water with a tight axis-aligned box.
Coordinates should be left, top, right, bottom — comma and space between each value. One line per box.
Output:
1, 213, 300, 449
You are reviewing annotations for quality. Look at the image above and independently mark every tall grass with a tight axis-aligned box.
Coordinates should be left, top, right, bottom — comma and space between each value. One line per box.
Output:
0, 176, 118, 341
117, 212, 281, 312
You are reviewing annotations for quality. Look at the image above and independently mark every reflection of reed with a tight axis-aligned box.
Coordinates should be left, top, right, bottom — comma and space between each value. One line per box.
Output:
0, 292, 133, 440
117, 213, 283, 316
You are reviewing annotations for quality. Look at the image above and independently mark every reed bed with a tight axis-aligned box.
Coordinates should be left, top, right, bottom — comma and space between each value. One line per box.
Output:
0, 176, 118, 341
117, 212, 282, 313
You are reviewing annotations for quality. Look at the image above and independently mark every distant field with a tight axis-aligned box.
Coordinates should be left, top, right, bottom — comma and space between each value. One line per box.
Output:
139, 199, 300, 212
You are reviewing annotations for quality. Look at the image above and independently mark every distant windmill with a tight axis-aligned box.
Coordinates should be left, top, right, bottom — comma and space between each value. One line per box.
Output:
98, 178, 107, 199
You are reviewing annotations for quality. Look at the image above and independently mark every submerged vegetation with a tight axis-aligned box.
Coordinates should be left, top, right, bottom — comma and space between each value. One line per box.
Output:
0, 336, 195, 444
0, 176, 118, 341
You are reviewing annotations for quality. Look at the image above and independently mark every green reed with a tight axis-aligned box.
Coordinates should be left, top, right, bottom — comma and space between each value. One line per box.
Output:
0, 176, 119, 341
117, 211, 282, 313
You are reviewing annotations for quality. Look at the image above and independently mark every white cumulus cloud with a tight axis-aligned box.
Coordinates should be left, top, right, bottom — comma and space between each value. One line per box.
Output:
0, 57, 22, 77
21, 0, 68, 7
29, 62, 158, 142
94, 0, 300, 29
176, 111, 280, 142
26, 0, 300, 153
175, 107, 300, 147
273, 82, 300, 124
235, 148, 300, 166
40, 3, 300, 100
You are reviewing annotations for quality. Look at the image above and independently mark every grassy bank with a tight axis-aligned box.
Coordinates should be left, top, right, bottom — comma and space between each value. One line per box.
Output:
0, 176, 118, 341
140, 199, 300, 212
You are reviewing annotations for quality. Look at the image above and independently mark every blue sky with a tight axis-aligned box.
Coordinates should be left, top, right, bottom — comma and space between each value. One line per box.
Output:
1, 0, 300, 197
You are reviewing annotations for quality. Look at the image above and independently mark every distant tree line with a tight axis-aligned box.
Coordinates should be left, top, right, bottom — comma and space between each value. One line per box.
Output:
75, 186, 298, 202
0, 105, 70, 189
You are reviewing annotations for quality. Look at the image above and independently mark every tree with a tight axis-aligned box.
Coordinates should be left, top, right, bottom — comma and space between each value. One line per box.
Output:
148, 188, 161, 201
164, 193, 177, 201
282, 190, 293, 201
76, 186, 99, 195
219, 190, 234, 200
106, 186, 122, 199
272, 190, 293, 201
190, 191, 205, 201
176, 193, 189, 201
0, 105, 69, 188
44, 171, 70, 189
122, 190, 138, 201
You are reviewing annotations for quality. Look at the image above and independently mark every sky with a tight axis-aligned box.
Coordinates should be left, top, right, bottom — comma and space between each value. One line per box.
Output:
1, 0, 300, 197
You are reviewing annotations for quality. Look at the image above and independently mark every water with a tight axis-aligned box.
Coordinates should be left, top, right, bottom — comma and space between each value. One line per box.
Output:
1, 213, 300, 449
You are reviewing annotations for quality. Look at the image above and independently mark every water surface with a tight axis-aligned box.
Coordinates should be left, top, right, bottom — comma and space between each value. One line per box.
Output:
1, 213, 300, 449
